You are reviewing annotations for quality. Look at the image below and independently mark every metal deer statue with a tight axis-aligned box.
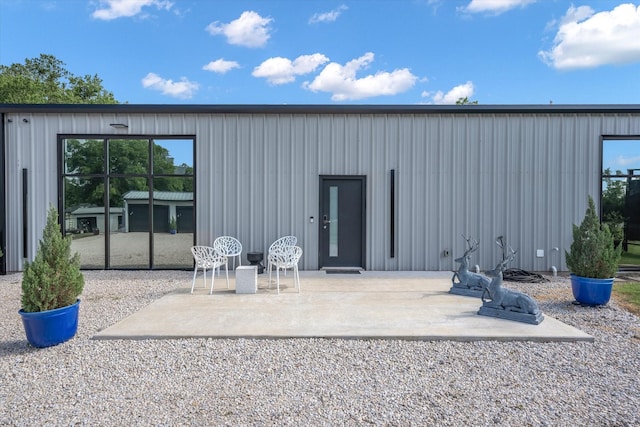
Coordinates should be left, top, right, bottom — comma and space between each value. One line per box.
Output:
478, 245, 544, 325
450, 236, 490, 297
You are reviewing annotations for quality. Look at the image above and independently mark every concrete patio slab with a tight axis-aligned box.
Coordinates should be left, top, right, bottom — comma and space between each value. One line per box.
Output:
93, 271, 593, 342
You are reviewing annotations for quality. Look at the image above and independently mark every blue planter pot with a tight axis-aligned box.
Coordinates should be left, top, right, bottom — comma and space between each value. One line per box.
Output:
19, 300, 80, 348
570, 275, 614, 306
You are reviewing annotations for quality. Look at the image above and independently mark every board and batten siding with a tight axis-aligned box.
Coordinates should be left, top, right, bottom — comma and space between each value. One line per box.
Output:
3, 110, 640, 272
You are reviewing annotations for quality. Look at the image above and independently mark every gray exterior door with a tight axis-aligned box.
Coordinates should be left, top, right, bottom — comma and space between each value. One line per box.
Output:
176, 206, 194, 233
128, 205, 149, 232
319, 176, 366, 268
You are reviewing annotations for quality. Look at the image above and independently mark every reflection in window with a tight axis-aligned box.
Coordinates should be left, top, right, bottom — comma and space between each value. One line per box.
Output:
61, 136, 195, 270
153, 139, 194, 174
152, 181, 194, 268
64, 139, 104, 174
110, 178, 150, 269
109, 139, 149, 174
602, 139, 640, 268
64, 177, 105, 269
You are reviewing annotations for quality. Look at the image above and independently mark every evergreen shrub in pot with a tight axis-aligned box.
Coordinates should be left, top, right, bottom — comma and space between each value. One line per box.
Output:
565, 196, 622, 305
19, 206, 85, 347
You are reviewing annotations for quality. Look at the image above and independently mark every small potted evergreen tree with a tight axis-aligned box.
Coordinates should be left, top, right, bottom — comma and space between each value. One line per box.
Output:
565, 196, 622, 305
19, 206, 84, 347
169, 216, 177, 234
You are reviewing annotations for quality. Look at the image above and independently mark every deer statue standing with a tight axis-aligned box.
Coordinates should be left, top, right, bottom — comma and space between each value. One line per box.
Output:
478, 245, 544, 325
450, 236, 491, 297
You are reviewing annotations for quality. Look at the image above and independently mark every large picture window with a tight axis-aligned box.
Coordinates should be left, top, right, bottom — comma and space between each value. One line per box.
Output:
60, 136, 195, 269
602, 138, 640, 269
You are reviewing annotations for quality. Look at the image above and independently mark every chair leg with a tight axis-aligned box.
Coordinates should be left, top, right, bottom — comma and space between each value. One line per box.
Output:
295, 265, 300, 293
203, 268, 208, 288
225, 263, 229, 289
191, 267, 198, 293
276, 267, 280, 295
210, 270, 216, 295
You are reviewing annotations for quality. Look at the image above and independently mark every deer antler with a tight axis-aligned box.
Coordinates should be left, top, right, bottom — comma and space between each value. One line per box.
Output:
492, 236, 517, 272
462, 235, 479, 257
498, 246, 517, 271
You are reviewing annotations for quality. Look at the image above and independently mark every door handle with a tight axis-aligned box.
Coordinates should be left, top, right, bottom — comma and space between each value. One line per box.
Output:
323, 215, 331, 229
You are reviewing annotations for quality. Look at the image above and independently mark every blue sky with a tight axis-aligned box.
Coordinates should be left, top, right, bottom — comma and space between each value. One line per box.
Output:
2, 0, 640, 105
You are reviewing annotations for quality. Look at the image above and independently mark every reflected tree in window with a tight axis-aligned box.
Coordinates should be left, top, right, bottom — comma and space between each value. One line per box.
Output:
62, 136, 195, 269
602, 169, 626, 244
602, 139, 640, 268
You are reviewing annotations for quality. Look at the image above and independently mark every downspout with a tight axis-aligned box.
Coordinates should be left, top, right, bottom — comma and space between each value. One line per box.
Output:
0, 113, 6, 274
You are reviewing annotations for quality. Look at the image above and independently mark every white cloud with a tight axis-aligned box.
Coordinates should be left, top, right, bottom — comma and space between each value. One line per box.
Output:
141, 72, 199, 99
304, 52, 417, 101
206, 11, 272, 48
539, 4, 640, 69
202, 59, 240, 74
461, 0, 536, 15
253, 54, 329, 85
616, 154, 640, 167
423, 81, 475, 104
92, 0, 173, 20
309, 5, 348, 24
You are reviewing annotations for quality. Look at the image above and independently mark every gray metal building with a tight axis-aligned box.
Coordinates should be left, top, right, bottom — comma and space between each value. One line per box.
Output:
1, 104, 638, 274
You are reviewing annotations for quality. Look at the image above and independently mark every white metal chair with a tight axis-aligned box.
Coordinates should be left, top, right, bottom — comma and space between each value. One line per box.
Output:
268, 245, 302, 294
267, 235, 297, 277
213, 236, 242, 272
190, 246, 229, 294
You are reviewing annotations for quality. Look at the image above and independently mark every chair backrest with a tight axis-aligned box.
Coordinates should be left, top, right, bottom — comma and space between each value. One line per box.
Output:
213, 236, 242, 256
268, 235, 297, 253
191, 246, 228, 268
268, 245, 302, 269
191, 246, 215, 267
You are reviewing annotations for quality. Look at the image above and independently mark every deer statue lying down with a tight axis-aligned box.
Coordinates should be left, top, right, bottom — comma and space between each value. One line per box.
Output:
479, 246, 544, 324
451, 236, 490, 295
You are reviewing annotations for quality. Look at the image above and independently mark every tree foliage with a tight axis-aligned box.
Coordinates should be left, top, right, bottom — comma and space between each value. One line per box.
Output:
602, 169, 627, 218
565, 196, 622, 279
21, 206, 84, 312
456, 97, 478, 105
64, 139, 193, 208
0, 54, 118, 104
601, 168, 627, 243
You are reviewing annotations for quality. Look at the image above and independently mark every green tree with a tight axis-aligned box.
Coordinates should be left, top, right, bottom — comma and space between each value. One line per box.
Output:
602, 168, 627, 219
602, 168, 627, 243
22, 206, 84, 312
64, 138, 191, 208
0, 54, 118, 104
566, 196, 622, 278
456, 97, 478, 105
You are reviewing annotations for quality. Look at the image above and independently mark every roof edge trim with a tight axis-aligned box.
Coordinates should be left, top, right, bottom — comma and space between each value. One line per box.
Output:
3, 103, 640, 115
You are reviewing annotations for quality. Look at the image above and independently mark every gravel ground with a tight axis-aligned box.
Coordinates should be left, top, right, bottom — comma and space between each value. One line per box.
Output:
1, 270, 639, 426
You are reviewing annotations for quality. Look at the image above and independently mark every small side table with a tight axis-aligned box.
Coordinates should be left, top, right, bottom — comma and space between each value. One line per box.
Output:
247, 251, 265, 274
235, 266, 257, 294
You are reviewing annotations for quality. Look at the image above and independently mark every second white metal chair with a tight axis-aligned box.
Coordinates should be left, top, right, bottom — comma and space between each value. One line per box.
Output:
267, 235, 297, 277
268, 245, 302, 294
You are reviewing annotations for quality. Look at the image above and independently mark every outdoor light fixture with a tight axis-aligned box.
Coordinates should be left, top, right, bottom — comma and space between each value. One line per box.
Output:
109, 123, 128, 129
